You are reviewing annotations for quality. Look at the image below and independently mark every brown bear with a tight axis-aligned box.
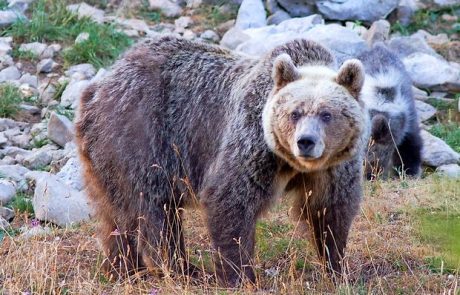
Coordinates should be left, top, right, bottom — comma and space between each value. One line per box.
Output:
75, 36, 368, 286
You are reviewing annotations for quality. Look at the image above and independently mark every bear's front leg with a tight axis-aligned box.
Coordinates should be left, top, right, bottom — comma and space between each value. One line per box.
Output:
201, 169, 271, 287
294, 159, 362, 277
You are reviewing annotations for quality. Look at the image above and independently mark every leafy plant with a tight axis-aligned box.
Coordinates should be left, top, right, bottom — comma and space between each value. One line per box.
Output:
8, 193, 34, 215
0, 84, 22, 118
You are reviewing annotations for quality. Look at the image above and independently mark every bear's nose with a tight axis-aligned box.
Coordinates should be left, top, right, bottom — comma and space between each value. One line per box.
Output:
297, 136, 317, 156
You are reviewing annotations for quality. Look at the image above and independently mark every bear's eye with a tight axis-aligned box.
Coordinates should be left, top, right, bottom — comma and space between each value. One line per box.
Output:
320, 111, 332, 123
290, 110, 302, 122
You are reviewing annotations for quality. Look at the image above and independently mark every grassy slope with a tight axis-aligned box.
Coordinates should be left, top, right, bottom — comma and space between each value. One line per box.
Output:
0, 176, 458, 294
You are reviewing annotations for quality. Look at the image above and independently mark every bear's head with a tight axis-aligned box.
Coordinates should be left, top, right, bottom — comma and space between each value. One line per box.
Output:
263, 54, 368, 172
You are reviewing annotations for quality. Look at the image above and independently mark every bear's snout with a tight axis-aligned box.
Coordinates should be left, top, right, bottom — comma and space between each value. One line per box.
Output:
297, 135, 318, 157
371, 114, 391, 143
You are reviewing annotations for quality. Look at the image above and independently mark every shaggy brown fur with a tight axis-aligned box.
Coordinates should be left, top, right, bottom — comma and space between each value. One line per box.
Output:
75, 36, 368, 286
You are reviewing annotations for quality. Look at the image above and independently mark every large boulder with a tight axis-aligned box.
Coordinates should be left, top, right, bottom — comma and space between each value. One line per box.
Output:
316, 0, 399, 22
421, 130, 460, 167
403, 53, 460, 88
276, 0, 315, 17
27, 171, 92, 227
234, 0, 266, 29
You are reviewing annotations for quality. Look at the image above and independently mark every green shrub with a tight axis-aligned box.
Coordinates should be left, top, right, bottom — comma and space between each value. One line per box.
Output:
0, 84, 22, 118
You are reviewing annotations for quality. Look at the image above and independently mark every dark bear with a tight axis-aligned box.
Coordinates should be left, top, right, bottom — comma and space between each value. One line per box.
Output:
358, 43, 423, 179
75, 36, 368, 286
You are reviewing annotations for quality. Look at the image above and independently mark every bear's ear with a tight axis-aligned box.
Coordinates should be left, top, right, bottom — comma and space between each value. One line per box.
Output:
336, 59, 364, 100
272, 54, 301, 91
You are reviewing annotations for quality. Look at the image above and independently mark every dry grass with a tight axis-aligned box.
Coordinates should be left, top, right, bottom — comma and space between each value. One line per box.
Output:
1, 176, 459, 294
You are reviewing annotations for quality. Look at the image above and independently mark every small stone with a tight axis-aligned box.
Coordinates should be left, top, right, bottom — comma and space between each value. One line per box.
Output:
47, 112, 75, 147
412, 86, 429, 101
19, 42, 47, 57
0, 40, 12, 56
13, 104, 41, 123
182, 29, 196, 40
148, 0, 183, 17
23, 149, 53, 170
60, 80, 90, 109
65, 63, 96, 79
0, 66, 21, 83
67, 2, 105, 23
91, 68, 109, 83
38, 83, 57, 105
0, 207, 15, 221
276, 0, 315, 17
20, 225, 52, 239
18, 73, 38, 88
267, 10, 291, 25
0, 10, 25, 28
0, 217, 10, 230
436, 164, 460, 178
200, 30, 220, 42
37, 58, 58, 73
0, 179, 16, 205
119, 18, 150, 34
415, 100, 436, 122
364, 19, 390, 46
75, 32, 90, 44
174, 16, 193, 32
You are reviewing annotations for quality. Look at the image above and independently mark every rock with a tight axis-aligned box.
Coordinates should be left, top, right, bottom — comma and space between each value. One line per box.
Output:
0, 55, 14, 71
434, 0, 458, 7
0, 66, 21, 83
19, 42, 47, 57
276, 0, 315, 17
60, 80, 90, 108
182, 29, 196, 40
13, 104, 41, 123
1, 146, 31, 160
0, 10, 24, 28
0, 165, 29, 190
421, 129, 460, 167
415, 100, 436, 122
19, 73, 38, 88
47, 112, 75, 147
41, 44, 61, 58
0, 207, 15, 221
20, 225, 52, 239
37, 58, 58, 73
403, 53, 460, 88
413, 86, 429, 101
234, 14, 324, 56
57, 157, 83, 191
316, 0, 399, 22
216, 19, 235, 35
220, 27, 251, 50
363, 20, 390, 46
38, 84, 56, 105
23, 149, 53, 170
148, 0, 183, 17
0, 180, 16, 205
200, 30, 220, 42
0, 118, 26, 132
75, 32, 90, 44
436, 164, 460, 178
118, 18, 150, 34
174, 16, 193, 32
28, 171, 92, 226
393, 0, 418, 26
0, 132, 7, 147
267, 10, 291, 25
0, 217, 10, 229
65, 63, 96, 79
345, 21, 367, 37
67, 2, 105, 23
0, 40, 12, 56
235, 0, 266, 29
91, 68, 109, 83
388, 35, 440, 59
430, 41, 460, 63
4, 128, 31, 149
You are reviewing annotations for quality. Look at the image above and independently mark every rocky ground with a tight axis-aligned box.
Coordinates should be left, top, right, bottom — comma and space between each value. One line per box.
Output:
0, 0, 459, 293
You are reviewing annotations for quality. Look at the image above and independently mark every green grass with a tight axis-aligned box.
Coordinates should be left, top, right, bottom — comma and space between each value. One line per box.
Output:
426, 97, 459, 111
418, 210, 460, 272
8, 193, 34, 215
0, 84, 22, 118
31, 137, 50, 149
3, 0, 132, 69
11, 48, 39, 61
429, 123, 460, 153
0, 0, 8, 10
391, 5, 460, 36
195, 3, 238, 29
